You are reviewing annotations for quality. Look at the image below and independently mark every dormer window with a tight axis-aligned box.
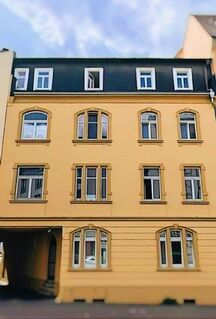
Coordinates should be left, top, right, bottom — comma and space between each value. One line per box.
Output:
136, 68, 156, 90
84, 68, 103, 91
33, 68, 53, 91
14, 68, 29, 90
173, 68, 193, 90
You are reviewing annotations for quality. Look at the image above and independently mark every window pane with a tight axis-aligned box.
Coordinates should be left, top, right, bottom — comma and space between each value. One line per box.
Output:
171, 241, 182, 265
35, 123, 47, 139
194, 179, 202, 199
144, 168, 159, 176
184, 168, 199, 177
88, 122, 97, 138
177, 77, 182, 88
180, 113, 194, 121
100, 233, 107, 266
142, 123, 149, 139
150, 123, 157, 139
180, 123, 188, 139
88, 71, 100, 88
87, 180, 96, 200
146, 77, 152, 88
76, 168, 82, 199
17, 179, 29, 198
101, 114, 108, 139
77, 114, 84, 139
141, 112, 156, 121
24, 112, 47, 121
144, 179, 152, 199
23, 123, 34, 139
87, 168, 96, 177
183, 77, 189, 88
185, 180, 193, 199
19, 167, 43, 176
153, 179, 160, 199
17, 78, 25, 89
43, 77, 49, 88
31, 178, 42, 198
101, 179, 107, 199
37, 77, 43, 89
74, 241, 80, 265
186, 240, 194, 266
160, 241, 167, 265
189, 123, 196, 139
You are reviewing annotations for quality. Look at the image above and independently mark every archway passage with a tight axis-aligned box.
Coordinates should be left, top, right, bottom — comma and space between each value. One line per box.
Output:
0, 228, 61, 299
47, 237, 57, 281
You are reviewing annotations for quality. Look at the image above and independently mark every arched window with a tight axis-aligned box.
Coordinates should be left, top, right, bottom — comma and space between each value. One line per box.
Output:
71, 227, 110, 270
140, 112, 158, 140
179, 112, 197, 140
75, 110, 110, 141
21, 111, 48, 139
158, 227, 197, 270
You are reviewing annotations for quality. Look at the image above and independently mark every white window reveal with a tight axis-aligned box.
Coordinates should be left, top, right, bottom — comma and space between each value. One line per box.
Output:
84, 68, 103, 91
136, 68, 156, 90
173, 68, 193, 90
34, 68, 53, 90
14, 68, 29, 90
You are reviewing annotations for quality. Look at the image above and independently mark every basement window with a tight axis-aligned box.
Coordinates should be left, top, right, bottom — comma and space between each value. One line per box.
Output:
84, 68, 103, 91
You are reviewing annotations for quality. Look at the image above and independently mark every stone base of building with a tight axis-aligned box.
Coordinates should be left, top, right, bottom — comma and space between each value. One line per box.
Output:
56, 285, 216, 305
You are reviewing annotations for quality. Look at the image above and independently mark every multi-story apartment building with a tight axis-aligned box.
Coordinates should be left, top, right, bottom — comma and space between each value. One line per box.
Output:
0, 57, 216, 305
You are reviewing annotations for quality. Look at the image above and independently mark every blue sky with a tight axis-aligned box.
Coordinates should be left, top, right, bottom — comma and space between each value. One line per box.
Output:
0, 0, 214, 58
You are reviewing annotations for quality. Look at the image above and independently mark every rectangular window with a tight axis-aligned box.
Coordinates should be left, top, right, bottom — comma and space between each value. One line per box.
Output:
173, 68, 193, 90
14, 68, 29, 90
16, 166, 44, 200
74, 165, 110, 202
143, 167, 161, 200
170, 230, 183, 267
84, 68, 103, 91
33, 68, 53, 90
184, 167, 202, 200
136, 68, 156, 90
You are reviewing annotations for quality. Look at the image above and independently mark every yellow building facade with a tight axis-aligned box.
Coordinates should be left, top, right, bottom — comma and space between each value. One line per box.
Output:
1, 57, 216, 304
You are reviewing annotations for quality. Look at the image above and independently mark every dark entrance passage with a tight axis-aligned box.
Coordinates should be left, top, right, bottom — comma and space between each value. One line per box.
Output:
0, 228, 61, 299
47, 236, 57, 281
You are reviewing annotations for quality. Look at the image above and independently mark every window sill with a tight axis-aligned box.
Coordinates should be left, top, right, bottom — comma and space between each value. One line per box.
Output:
157, 268, 200, 272
9, 199, 48, 204
140, 200, 167, 205
182, 201, 209, 205
72, 139, 112, 144
70, 200, 112, 204
68, 268, 112, 272
177, 139, 203, 144
138, 139, 163, 144
16, 139, 51, 144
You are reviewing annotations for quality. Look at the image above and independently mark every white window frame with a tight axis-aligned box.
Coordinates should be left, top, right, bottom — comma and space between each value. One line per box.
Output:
21, 111, 48, 140
180, 112, 197, 140
73, 232, 81, 268
33, 68, 53, 91
184, 167, 203, 201
136, 67, 156, 90
14, 68, 29, 91
84, 68, 103, 91
75, 167, 83, 200
186, 231, 195, 268
86, 167, 97, 201
141, 112, 158, 139
84, 230, 97, 269
100, 232, 108, 267
173, 68, 193, 91
144, 167, 161, 201
15, 166, 44, 200
170, 229, 184, 268
159, 231, 168, 268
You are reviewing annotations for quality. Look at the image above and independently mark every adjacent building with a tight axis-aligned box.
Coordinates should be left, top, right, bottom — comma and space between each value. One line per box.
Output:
0, 56, 216, 304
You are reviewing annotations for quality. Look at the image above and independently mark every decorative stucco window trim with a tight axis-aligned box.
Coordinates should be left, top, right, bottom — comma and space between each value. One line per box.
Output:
16, 107, 52, 144
71, 164, 112, 204
156, 225, 199, 271
10, 163, 49, 203
136, 67, 156, 90
137, 108, 163, 144
176, 109, 202, 144
173, 68, 193, 91
14, 68, 29, 91
180, 164, 209, 205
139, 164, 167, 204
84, 68, 103, 91
72, 108, 112, 144
33, 68, 53, 91
69, 225, 111, 271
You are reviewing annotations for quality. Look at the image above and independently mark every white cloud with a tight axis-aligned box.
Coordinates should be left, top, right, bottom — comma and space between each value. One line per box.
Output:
0, 0, 65, 47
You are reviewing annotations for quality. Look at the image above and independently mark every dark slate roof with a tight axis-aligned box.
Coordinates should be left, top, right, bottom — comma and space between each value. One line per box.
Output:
194, 15, 216, 38
12, 57, 212, 94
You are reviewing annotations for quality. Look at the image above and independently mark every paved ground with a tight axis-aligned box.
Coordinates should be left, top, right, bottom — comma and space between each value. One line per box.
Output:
1, 299, 216, 319
1, 288, 216, 319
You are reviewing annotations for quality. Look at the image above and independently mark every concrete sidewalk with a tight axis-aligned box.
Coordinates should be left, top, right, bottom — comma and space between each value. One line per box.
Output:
1, 300, 216, 319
